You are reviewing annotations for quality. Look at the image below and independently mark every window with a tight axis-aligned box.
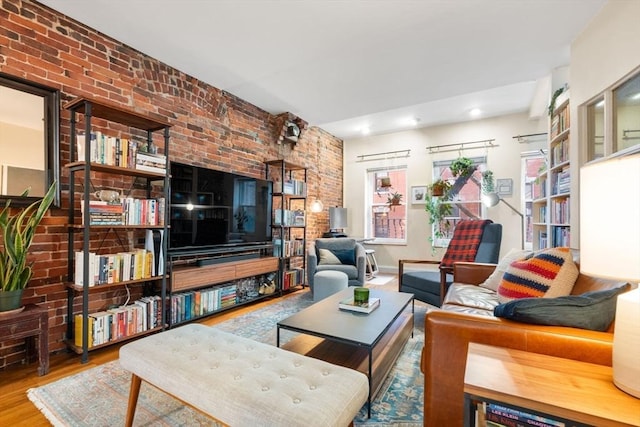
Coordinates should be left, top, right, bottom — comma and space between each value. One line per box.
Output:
613, 71, 640, 153
586, 96, 605, 161
365, 167, 407, 243
585, 68, 640, 159
431, 156, 486, 247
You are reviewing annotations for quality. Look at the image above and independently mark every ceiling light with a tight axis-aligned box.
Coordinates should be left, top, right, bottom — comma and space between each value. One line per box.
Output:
470, 108, 481, 117
631, 92, 640, 100
361, 126, 370, 135
405, 117, 420, 126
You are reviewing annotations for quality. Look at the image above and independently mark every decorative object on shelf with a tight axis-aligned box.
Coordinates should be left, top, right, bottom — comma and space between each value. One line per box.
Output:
0, 182, 56, 312
580, 154, 640, 399
94, 188, 121, 204
429, 179, 452, 198
449, 156, 476, 178
387, 191, 403, 206
482, 192, 524, 249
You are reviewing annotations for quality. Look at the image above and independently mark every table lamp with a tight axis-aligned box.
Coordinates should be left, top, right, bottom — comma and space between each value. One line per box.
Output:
482, 192, 525, 249
580, 153, 640, 398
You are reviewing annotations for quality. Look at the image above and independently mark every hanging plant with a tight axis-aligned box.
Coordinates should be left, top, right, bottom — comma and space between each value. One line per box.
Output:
425, 195, 453, 250
481, 170, 495, 194
450, 157, 476, 178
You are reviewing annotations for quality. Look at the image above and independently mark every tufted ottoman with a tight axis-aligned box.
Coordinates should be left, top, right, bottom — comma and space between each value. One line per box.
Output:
313, 270, 349, 301
119, 323, 368, 427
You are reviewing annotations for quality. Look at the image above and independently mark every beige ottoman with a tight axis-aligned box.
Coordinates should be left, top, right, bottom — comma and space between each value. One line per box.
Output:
313, 270, 349, 301
119, 324, 368, 427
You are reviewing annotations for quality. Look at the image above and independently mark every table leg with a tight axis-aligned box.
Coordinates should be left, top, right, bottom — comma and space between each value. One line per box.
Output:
38, 311, 49, 375
276, 326, 281, 347
367, 348, 373, 418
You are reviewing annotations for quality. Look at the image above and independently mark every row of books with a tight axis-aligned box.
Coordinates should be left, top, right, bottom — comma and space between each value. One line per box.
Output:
74, 236, 164, 287
76, 131, 166, 172
272, 238, 305, 257
550, 197, 570, 224
169, 284, 237, 325
481, 402, 566, 427
550, 135, 570, 167
273, 209, 305, 226
73, 296, 162, 348
273, 179, 307, 196
551, 225, 571, 248
550, 105, 570, 139
282, 267, 304, 290
551, 167, 570, 195
81, 197, 166, 226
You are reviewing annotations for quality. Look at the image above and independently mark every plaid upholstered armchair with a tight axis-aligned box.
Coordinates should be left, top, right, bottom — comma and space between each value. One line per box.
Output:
398, 220, 502, 306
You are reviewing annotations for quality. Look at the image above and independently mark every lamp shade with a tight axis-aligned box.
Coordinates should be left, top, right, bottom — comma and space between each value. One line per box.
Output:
580, 154, 640, 398
329, 207, 348, 230
309, 199, 324, 213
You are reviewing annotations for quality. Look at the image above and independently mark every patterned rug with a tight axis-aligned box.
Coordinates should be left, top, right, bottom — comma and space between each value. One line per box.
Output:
28, 286, 429, 426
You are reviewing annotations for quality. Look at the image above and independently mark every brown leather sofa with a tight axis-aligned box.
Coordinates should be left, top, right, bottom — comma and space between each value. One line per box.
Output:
421, 261, 632, 426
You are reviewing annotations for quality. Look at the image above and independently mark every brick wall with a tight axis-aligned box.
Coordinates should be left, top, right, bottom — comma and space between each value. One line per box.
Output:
0, 0, 343, 369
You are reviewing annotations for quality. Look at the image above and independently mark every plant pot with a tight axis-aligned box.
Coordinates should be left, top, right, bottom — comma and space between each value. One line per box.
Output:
0, 289, 24, 312
431, 186, 445, 197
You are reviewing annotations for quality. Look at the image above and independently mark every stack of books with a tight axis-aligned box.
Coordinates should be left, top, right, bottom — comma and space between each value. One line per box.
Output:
135, 151, 167, 174
338, 297, 380, 314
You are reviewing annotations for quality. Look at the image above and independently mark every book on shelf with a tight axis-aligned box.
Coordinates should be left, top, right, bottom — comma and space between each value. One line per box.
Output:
484, 402, 566, 427
339, 297, 380, 314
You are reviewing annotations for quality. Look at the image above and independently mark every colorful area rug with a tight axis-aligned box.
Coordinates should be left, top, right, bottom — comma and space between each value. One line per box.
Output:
28, 287, 428, 426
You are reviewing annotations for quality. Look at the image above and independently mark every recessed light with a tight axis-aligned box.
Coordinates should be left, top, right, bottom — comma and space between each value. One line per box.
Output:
361, 126, 370, 135
631, 92, 640, 100
470, 108, 481, 117
407, 118, 420, 126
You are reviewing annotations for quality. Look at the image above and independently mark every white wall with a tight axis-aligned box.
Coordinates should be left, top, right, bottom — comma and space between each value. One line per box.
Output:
570, 0, 640, 247
343, 112, 546, 271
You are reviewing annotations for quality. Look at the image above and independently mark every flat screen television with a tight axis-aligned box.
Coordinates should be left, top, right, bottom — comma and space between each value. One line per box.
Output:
169, 162, 272, 253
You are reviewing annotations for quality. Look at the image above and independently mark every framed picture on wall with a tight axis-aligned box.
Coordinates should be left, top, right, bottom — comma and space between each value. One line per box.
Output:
410, 186, 428, 204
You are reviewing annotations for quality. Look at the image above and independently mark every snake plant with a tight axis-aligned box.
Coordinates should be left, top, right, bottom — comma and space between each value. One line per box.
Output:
0, 183, 56, 292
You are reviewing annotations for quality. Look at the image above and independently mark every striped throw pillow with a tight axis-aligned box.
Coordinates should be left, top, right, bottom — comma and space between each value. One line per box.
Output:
497, 247, 578, 303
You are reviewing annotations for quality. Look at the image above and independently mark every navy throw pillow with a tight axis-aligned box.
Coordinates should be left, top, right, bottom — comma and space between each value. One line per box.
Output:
330, 249, 356, 266
493, 284, 631, 331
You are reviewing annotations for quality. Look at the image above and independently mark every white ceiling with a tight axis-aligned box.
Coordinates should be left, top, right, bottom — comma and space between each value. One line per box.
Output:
38, 0, 607, 140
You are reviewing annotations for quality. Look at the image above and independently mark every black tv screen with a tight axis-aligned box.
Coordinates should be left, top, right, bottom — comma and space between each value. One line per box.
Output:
169, 162, 272, 252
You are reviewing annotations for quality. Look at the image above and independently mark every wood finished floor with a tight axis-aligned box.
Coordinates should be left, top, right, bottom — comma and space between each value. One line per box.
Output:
0, 288, 307, 426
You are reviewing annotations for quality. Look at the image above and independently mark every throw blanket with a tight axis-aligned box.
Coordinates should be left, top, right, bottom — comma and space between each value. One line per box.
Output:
440, 220, 492, 268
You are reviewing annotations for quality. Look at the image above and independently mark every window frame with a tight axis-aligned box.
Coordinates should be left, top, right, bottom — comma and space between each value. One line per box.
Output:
364, 166, 407, 244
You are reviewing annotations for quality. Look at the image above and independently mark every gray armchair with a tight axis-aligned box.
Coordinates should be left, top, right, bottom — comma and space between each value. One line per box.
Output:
307, 238, 366, 290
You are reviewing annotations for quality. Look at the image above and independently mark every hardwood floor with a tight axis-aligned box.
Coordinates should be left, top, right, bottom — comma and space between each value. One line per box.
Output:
0, 289, 305, 426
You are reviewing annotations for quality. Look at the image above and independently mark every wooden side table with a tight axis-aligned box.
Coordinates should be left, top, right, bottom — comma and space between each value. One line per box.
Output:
463, 343, 640, 427
0, 304, 49, 375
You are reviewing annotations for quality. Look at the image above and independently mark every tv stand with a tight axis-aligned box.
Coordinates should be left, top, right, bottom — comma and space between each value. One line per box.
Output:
168, 249, 280, 327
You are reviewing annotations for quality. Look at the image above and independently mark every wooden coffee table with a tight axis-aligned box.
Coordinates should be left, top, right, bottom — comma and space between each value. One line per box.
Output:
277, 288, 414, 417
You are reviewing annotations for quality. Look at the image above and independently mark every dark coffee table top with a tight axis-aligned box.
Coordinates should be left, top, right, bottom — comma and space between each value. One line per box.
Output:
277, 288, 413, 347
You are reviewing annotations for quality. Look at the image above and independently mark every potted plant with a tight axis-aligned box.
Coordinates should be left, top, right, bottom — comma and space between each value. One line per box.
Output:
450, 156, 476, 178
0, 183, 56, 312
429, 179, 452, 197
387, 191, 403, 206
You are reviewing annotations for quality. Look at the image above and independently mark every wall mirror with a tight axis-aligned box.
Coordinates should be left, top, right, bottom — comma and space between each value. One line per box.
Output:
0, 72, 60, 207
